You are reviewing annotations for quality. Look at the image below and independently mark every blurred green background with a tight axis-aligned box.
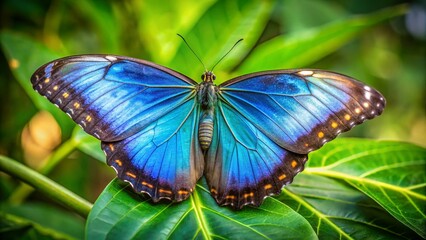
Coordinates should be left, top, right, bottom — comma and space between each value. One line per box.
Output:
0, 0, 425, 238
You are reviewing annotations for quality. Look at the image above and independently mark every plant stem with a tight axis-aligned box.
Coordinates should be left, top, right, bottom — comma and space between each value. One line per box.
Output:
9, 138, 78, 204
0, 155, 92, 218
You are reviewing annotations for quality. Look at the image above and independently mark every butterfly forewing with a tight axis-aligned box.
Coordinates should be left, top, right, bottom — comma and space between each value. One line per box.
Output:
31, 55, 197, 142
218, 70, 386, 154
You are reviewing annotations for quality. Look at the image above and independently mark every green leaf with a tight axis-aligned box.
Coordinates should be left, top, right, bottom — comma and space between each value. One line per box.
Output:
1, 202, 85, 239
236, 4, 408, 74
59, 0, 120, 53
168, 0, 274, 82
133, 0, 216, 63
86, 179, 316, 239
280, 175, 419, 239
87, 139, 425, 239
303, 139, 426, 238
0, 212, 74, 240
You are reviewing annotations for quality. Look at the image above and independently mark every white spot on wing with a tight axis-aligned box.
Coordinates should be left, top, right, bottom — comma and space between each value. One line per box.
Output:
298, 70, 314, 76
364, 86, 371, 91
105, 56, 118, 61
365, 92, 372, 100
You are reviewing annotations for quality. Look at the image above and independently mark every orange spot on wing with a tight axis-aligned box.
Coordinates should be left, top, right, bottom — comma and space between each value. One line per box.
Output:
225, 195, 235, 200
318, 131, 324, 138
331, 122, 338, 128
344, 114, 351, 120
142, 181, 153, 189
114, 159, 122, 166
159, 189, 172, 195
243, 192, 254, 198
126, 172, 136, 179
264, 184, 272, 190
278, 174, 286, 180
109, 144, 115, 152
178, 190, 189, 195
291, 160, 298, 168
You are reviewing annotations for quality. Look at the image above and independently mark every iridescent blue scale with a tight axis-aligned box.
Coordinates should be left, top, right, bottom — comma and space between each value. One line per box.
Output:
31, 55, 385, 209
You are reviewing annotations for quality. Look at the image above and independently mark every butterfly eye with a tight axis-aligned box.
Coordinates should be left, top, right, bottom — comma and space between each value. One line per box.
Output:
201, 74, 205, 80
212, 75, 216, 80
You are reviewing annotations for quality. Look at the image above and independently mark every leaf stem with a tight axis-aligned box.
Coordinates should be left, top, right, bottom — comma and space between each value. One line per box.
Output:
8, 137, 79, 203
0, 155, 92, 218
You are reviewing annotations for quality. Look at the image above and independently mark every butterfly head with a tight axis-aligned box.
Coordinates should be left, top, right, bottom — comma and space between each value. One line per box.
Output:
201, 71, 216, 83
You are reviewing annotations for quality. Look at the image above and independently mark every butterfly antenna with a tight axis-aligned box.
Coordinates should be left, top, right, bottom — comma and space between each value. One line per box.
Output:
177, 34, 207, 72
211, 38, 243, 72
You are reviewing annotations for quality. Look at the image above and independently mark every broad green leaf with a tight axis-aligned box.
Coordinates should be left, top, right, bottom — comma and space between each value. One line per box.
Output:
86, 179, 316, 240
61, 0, 120, 53
236, 4, 407, 74
133, 0, 216, 63
278, 0, 347, 32
0, 31, 74, 134
0, 202, 85, 239
304, 139, 426, 238
169, 0, 274, 81
280, 175, 419, 239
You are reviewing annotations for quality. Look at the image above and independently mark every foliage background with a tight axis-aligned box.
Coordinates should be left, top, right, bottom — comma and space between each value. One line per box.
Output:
0, 0, 425, 239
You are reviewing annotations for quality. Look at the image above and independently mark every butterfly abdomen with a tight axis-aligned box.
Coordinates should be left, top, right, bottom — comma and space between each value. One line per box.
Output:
199, 111, 214, 151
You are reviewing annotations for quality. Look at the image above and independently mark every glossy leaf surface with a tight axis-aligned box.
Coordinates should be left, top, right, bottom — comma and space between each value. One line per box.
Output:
87, 178, 316, 239
87, 139, 425, 239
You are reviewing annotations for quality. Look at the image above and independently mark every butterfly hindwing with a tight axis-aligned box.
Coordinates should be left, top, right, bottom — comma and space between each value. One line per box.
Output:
219, 70, 386, 154
103, 99, 203, 201
31, 55, 204, 201
31, 55, 197, 142
205, 100, 307, 208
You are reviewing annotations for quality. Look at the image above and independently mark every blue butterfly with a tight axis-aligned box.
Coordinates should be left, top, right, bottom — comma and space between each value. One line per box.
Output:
31, 54, 385, 209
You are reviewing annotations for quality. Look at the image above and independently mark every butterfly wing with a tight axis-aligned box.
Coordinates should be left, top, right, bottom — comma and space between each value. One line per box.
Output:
218, 70, 385, 154
31, 55, 204, 201
205, 100, 308, 208
205, 70, 385, 208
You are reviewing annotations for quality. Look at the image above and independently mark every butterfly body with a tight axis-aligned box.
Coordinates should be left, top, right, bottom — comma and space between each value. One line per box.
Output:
31, 55, 385, 209
197, 73, 218, 150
